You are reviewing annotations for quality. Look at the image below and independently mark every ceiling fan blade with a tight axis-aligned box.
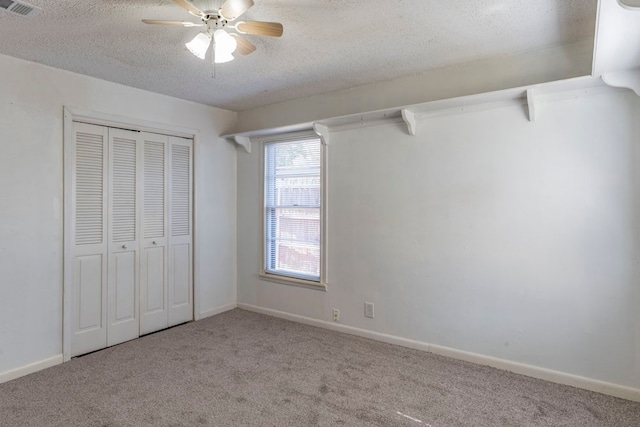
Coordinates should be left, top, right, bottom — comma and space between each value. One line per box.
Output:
172, 0, 203, 16
142, 19, 204, 27
220, 0, 254, 20
236, 21, 283, 37
230, 33, 256, 55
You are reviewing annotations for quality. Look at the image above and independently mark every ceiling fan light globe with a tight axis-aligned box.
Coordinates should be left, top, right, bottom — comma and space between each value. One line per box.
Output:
214, 51, 235, 63
186, 32, 212, 59
214, 29, 237, 55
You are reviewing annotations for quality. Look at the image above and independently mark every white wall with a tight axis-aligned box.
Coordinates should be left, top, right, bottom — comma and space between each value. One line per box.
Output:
0, 54, 237, 376
237, 88, 640, 391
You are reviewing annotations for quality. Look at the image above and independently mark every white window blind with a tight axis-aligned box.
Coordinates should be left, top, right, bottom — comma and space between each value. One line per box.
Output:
264, 137, 322, 281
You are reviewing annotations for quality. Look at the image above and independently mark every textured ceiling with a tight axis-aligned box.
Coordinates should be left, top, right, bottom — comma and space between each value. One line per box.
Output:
0, 0, 597, 111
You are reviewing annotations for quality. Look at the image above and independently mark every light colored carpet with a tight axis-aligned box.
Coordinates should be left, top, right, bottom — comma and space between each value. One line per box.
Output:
1, 309, 639, 426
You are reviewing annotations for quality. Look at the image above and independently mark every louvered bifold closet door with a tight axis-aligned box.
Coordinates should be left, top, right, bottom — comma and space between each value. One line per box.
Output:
107, 128, 141, 347
168, 136, 193, 327
140, 133, 169, 335
71, 123, 109, 357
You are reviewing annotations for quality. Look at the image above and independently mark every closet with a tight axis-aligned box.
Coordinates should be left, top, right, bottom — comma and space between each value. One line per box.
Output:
70, 122, 193, 357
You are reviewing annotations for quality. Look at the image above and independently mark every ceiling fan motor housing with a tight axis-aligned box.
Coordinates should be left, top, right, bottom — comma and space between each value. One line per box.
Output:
204, 14, 228, 27
143, 0, 280, 61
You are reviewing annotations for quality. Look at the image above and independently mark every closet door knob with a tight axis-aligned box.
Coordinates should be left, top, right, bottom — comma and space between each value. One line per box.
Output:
122, 244, 128, 249
152, 241, 157, 245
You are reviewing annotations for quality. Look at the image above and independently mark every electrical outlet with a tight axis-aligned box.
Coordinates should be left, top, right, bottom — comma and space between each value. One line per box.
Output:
332, 308, 340, 322
365, 302, 375, 318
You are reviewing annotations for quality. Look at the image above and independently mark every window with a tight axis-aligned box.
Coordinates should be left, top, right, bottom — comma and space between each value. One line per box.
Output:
263, 135, 324, 285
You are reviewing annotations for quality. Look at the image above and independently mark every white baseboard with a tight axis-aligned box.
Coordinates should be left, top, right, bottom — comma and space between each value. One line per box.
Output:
237, 303, 640, 403
237, 303, 431, 353
1, 304, 235, 384
0, 354, 64, 384
198, 302, 237, 320
426, 344, 640, 402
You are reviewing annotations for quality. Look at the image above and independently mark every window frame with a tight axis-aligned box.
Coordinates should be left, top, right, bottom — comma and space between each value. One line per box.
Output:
259, 131, 327, 291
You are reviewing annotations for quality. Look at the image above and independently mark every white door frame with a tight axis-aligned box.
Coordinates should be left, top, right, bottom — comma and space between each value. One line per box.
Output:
63, 107, 200, 362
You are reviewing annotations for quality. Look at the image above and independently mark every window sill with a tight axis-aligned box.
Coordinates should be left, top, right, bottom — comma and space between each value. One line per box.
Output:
259, 273, 327, 291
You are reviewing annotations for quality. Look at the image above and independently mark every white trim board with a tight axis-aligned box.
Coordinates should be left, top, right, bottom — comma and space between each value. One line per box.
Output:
0, 355, 63, 384
197, 303, 238, 320
237, 303, 640, 403
65, 107, 200, 139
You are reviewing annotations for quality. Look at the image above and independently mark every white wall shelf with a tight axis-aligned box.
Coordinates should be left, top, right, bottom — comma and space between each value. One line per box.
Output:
223, 75, 616, 145
602, 69, 640, 96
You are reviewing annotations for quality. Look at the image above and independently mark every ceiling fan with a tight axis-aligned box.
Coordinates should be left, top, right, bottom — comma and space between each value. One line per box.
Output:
143, 0, 283, 63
